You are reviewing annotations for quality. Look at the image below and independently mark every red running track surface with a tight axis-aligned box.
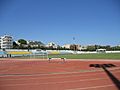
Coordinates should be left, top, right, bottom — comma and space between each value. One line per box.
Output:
0, 59, 120, 90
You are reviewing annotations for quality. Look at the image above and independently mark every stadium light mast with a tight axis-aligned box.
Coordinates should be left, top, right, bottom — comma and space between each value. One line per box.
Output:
73, 37, 76, 54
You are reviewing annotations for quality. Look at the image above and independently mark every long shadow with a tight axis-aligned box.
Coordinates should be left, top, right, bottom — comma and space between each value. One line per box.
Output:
102, 65, 120, 90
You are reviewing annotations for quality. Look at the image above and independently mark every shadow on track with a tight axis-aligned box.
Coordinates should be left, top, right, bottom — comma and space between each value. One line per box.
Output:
102, 65, 120, 90
89, 64, 120, 90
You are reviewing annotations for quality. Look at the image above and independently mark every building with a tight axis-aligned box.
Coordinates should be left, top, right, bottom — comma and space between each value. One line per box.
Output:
70, 44, 81, 50
46, 42, 58, 48
96, 49, 106, 53
0, 35, 13, 49
62, 44, 71, 49
27, 40, 45, 48
75, 44, 81, 50
62, 44, 81, 50
80, 46, 87, 50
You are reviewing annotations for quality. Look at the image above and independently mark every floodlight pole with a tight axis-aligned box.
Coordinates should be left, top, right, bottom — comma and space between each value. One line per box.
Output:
73, 37, 76, 54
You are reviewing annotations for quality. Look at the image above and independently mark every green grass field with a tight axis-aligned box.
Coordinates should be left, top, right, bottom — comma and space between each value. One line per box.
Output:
48, 53, 120, 59
13, 53, 120, 59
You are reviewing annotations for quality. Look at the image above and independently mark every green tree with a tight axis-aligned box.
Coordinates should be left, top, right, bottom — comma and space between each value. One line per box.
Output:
18, 39, 27, 45
86, 45, 96, 51
13, 41, 19, 49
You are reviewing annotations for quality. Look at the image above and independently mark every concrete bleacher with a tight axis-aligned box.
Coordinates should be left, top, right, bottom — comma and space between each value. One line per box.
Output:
0, 51, 7, 57
7, 51, 32, 57
30, 50, 47, 55
0, 49, 48, 57
47, 50, 74, 54
7, 51, 31, 55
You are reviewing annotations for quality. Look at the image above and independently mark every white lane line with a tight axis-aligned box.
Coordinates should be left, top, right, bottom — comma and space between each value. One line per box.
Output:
0, 78, 107, 87
0, 70, 102, 77
0, 72, 105, 81
0, 67, 119, 77
66, 84, 115, 90
0, 70, 120, 81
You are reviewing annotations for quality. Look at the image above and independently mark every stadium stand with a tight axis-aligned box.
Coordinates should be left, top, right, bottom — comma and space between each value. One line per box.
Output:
6, 51, 32, 57
0, 51, 7, 57
7, 51, 32, 55
48, 51, 60, 54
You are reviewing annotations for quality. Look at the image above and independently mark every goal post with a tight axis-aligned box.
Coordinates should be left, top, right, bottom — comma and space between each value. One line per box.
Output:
29, 51, 48, 60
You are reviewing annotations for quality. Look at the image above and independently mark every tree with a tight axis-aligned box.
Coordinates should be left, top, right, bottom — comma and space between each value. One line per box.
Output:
86, 45, 96, 51
18, 39, 27, 45
13, 41, 19, 49
111, 46, 120, 51
17, 39, 27, 49
105, 45, 111, 51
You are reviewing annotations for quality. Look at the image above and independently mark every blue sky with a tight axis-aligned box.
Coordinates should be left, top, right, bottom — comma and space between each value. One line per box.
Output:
0, 0, 120, 46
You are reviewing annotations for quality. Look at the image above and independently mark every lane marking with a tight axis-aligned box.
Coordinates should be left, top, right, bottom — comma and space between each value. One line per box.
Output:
66, 84, 115, 90
0, 70, 120, 81
0, 67, 120, 77
0, 78, 108, 87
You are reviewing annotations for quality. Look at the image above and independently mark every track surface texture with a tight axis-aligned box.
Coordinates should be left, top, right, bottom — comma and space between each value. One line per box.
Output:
0, 59, 120, 90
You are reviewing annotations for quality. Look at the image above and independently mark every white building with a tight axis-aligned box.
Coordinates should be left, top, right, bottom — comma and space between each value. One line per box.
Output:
27, 40, 45, 48
62, 44, 71, 49
0, 35, 13, 49
96, 49, 106, 53
46, 42, 58, 48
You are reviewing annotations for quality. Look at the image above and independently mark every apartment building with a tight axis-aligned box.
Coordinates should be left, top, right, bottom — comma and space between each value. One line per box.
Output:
0, 35, 13, 49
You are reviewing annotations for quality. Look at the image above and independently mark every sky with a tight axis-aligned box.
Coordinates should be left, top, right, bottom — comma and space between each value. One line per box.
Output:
0, 0, 120, 46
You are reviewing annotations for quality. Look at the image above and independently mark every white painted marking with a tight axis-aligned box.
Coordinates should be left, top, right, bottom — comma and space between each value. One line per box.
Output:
0, 70, 120, 81
0, 78, 107, 87
0, 67, 119, 77
66, 84, 115, 90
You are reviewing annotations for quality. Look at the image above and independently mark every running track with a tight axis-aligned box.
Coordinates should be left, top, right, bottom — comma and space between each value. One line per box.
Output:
0, 59, 120, 90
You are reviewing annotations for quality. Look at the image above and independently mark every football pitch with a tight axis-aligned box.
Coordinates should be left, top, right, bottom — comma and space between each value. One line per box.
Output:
13, 53, 120, 59
48, 53, 120, 59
